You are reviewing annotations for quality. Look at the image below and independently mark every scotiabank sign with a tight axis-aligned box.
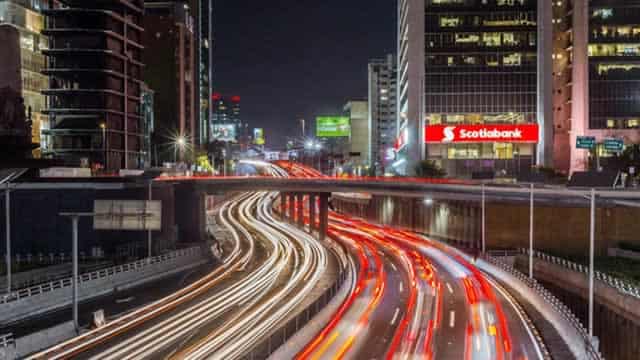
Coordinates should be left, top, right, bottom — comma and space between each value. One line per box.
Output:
425, 124, 539, 144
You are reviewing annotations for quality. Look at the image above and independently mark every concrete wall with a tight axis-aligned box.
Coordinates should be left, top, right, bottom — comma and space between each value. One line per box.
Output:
333, 194, 640, 257
516, 256, 640, 360
0, 183, 177, 258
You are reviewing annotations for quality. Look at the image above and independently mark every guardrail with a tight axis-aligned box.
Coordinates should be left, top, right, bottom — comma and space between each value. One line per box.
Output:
244, 265, 348, 359
0, 247, 201, 305
485, 255, 603, 360
520, 248, 640, 299
0, 333, 14, 349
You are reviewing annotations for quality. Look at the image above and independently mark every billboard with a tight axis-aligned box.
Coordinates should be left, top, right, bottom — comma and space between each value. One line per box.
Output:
94, 200, 162, 231
212, 124, 237, 142
316, 116, 351, 137
425, 124, 539, 143
254, 128, 265, 145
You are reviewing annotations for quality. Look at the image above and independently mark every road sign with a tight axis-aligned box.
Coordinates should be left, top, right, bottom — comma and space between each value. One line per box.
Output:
576, 136, 596, 150
603, 138, 624, 152
93, 200, 162, 231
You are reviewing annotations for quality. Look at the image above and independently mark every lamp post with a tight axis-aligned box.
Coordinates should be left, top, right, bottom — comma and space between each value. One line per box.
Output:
100, 123, 107, 170
174, 136, 187, 164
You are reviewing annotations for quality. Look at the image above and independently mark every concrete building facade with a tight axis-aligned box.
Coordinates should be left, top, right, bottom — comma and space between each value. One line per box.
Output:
344, 100, 370, 170
41, 0, 147, 170
553, 0, 640, 174
368, 54, 397, 173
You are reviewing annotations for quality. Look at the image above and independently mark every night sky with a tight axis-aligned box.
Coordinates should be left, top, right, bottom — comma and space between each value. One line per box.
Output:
213, 0, 396, 148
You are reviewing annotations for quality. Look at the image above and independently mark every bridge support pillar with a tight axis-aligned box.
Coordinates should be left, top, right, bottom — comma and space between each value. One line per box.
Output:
280, 193, 287, 217
288, 193, 296, 224
319, 193, 330, 242
308, 193, 317, 233
296, 193, 305, 228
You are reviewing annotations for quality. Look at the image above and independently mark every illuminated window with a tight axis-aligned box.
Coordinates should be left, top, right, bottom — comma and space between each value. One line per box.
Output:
494, 143, 514, 159
448, 145, 480, 160
503, 53, 522, 66
502, 33, 518, 46
440, 16, 462, 27
592, 8, 613, 20
455, 33, 480, 44
607, 119, 616, 128
483, 33, 502, 47
628, 119, 639, 128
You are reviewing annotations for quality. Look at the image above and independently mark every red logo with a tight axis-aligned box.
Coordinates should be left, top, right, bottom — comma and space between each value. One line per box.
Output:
425, 124, 539, 143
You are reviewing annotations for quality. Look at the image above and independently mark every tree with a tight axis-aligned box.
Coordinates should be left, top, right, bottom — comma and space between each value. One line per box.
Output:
415, 160, 447, 178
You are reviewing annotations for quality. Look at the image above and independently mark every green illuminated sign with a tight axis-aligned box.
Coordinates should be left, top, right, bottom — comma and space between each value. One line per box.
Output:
604, 138, 624, 152
316, 116, 351, 138
576, 136, 596, 150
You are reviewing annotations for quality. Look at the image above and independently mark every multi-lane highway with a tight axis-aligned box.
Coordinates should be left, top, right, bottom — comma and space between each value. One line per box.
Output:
26, 160, 565, 359
272, 161, 548, 360
28, 190, 337, 360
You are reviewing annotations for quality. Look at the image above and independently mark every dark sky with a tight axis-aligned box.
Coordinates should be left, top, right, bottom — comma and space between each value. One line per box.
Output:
213, 0, 396, 148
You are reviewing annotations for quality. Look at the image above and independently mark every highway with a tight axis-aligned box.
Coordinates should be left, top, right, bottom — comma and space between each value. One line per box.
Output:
270, 162, 548, 360
27, 160, 566, 359
28, 190, 336, 360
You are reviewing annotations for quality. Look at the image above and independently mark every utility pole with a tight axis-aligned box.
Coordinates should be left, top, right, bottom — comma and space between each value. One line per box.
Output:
588, 188, 596, 338
529, 183, 534, 279
481, 183, 486, 253
5, 185, 11, 294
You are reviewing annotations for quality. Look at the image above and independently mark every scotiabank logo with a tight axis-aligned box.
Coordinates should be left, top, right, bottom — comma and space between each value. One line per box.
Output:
426, 124, 539, 143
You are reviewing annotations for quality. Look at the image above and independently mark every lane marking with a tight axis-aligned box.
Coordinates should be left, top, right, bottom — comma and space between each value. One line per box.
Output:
449, 310, 456, 328
391, 308, 401, 325
391, 263, 397, 271
446, 282, 454, 294
399, 282, 404, 293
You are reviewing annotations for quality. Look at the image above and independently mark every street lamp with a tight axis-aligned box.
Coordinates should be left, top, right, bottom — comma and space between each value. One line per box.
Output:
174, 135, 187, 163
99, 123, 107, 170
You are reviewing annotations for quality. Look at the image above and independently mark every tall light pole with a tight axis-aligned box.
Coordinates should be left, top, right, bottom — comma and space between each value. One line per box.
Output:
589, 188, 596, 338
5, 184, 10, 294
174, 136, 187, 164
100, 123, 107, 170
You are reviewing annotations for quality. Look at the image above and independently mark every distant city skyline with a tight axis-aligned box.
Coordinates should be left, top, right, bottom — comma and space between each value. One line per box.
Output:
212, 0, 396, 147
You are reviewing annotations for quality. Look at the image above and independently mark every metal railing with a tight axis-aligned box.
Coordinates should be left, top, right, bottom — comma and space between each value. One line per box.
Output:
245, 268, 348, 359
0, 247, 201, 305
520, 248, 640, 299
0, 333, 14, 349
485, 255, 604, 360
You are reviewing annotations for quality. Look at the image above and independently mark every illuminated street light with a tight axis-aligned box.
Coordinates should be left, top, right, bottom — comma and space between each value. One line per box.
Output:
424, 198, 434, 206
314, 142, 322, 150
174, 135, 188, 163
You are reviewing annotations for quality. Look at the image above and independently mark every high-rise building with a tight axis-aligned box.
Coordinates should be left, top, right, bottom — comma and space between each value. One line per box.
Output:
396, 0, 553, 178
41, 0, 146, 170
554, 0, 640, 173
0, 0, 51, 157
144, 1, 195, 165
189, 0, 213, 147
368, 54, 397, 172
344, 100, 370, 169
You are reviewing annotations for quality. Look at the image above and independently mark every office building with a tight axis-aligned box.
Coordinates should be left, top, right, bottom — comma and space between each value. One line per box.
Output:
344, 100, 370, 169
189, 0, 213, 147
368, 54, 397, 172
554, 0, 640, 173
144, 1, 195, 165
41, 0, 146, 170
397, 0, 553, 177
0, 0, 52, 157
